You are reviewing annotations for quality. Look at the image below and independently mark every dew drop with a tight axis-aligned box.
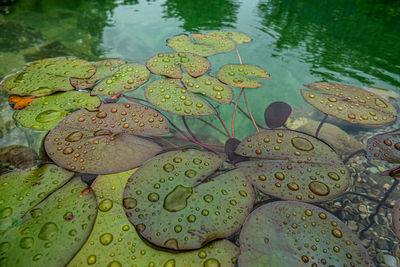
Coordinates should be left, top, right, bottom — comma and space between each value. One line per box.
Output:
99, 199, 113, 212
87, 255, 96, 265
123, 198, 137, 209
163, 163, 175, 172
203, 194, 213, 203
164, 238, 179, 249
184, 169, 197, 178
163, 185, 193, 212
164, 259, 176, 267
20, 237, 34, 249
0, 207, 13, 219
35, 110, 62, 123
204, 258, 221, 267
65, 131, 83, 142
148, 192, 160, 202
328, 172, 340, 181
309, 181, 330, 196
291, 137, 314, 151
38, 222, 58, 240
99, 233, 113, 245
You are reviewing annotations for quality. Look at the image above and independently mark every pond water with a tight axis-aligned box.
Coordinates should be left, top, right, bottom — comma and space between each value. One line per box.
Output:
0, 0, 400, 266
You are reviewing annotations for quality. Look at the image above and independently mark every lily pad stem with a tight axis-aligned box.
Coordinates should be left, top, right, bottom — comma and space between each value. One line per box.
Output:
343, 149, 367, 164
243, 89, 259, 133
196, 118, 230, 138
232, 88, 244, 138
182, 116, 199, 142
315, 113, 328, 138
202, 97, 231, 138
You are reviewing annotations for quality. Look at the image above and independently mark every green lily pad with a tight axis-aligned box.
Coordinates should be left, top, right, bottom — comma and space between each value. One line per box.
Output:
91, 63, 150, 96
366, 131, 400, 164
210, 31, 252, 44
14, 91, 101, 131
235, 130, 350, 202
0, 167, 97, 267
167, 33, 236, 57
123, 149, 254, 250
146, 52, 210, 79
301, 82, 397, 126
145, 78, 215, 116
69, 168, 239, 267
1, 58, 96, 96
217, 64, 270, 88
181, 73, 233, 104
45, 103, 169, 174
70, 59, 126, 90
0, 164, 74, 233
238, 201, 374, 267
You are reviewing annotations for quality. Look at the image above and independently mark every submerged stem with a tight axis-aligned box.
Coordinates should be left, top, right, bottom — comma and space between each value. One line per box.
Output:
315, 113, 328, 138
232, 88, 244, 138
243, 89, 259, 133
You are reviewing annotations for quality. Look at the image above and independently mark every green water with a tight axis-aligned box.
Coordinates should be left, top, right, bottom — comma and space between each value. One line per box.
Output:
0, 0, 400, 266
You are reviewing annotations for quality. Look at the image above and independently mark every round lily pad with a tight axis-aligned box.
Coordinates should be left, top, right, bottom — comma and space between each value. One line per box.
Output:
91, 63, 150, 96
1, 58, 96, 96
393, 199, 400, 239
217, 64, 270, 88
366, 131, 400, 163
181, 73, 233, 104
210, 31, 252, 44
123, 149, 254, 250
0, 164, 74, 233
264, 101, 292, 128
167, 33, 236, 57
69, 168, 239, 267
70, 59, 126, 90
238, 201, 374, 267
146, 52, 210, 79
14, 91, 101, 131
145, 78, 215, 116
301, 82, 397, 126
45, 103, 169, 174
235, 130, 350, 202
0, 168, 97, 267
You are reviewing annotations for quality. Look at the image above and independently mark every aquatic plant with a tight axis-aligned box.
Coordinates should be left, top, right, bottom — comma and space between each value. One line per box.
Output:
0, 29, 387, 266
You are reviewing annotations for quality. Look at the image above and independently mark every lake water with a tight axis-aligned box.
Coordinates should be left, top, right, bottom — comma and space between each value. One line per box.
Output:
0, 0, 400, 266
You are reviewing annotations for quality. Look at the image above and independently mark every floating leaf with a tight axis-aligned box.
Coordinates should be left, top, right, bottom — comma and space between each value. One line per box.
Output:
14, 91, 101, 131
0, 145, 38, 170
1, 58, 96, 96
123, 149, 254, 250
235, 130, 350, 202
181, 73, 233, 104
264, 101, 292, 128
45, 103, 169, 174
393, 199, 400, 239
301, 82, 397, 125
0, 164, 73, 233
146, 52, 210, 78
91, 63, 150, 96
167, 33, 236, 57
238, 201, 374, 267
366, 131, 400, 163
210, 31, 252, 44
70, 59, 126, 90
8, 95, 38, 110
0, 172, 97, 267
145, 78, 215, 116
69, 168, 239, 267
217, 64, 270, 88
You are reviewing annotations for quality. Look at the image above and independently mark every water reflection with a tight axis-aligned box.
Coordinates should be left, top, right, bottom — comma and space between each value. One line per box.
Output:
162, 0, 240, 32
258, 0, 400, 86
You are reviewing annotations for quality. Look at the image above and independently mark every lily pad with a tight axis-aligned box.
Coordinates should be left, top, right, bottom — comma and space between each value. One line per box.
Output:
91, 63, 150, 96
366, 131, 400, 163
167, 33, 236, 57
0, 171, 97, 267
235, 130, 350, 202
0, 164, 74, 233
45, 103, 169, 174
264, 101, 292, 128
217, 64, 270, 88
145, 78, 215, 116
70, 59, 126, 90
393, 199, 400, 239
14, 91, 101, 131
1, 58, 96, 96
301, 82, 397, 126
181, 73, 233, 104
238, 201, 374, 267
69, 168, 239, 267
123, 149, 254, 250
211, 31, 252, 44
146, 52, 210, 79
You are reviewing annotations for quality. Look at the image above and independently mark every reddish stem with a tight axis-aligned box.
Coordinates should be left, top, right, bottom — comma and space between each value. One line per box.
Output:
196, 118, 229, 138
235, 47, 243, 64
243, 89, 260, 133
232, 88, 244, 138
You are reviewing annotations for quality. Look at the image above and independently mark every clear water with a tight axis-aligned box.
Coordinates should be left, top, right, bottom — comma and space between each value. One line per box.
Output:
1, 0, 400, 266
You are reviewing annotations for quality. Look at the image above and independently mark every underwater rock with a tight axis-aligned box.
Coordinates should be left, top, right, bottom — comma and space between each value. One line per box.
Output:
0, 21, 46, 52
0, 145, 38, 172
289, 119, 364, 156
24, 41, 92, 62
